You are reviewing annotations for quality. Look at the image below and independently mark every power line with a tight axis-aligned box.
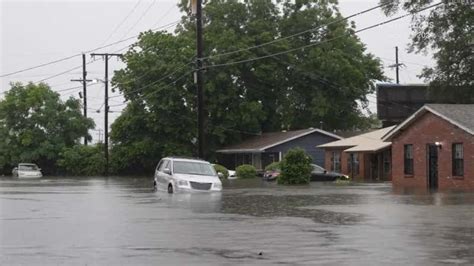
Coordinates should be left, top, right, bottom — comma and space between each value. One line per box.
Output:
118, 0, 157, 41
108, 62, 193, 99
0, 19, 180, 78
204, 2, 443, 70
99, 0, 143, 46
0, 54, 82, 78
108, 68, 194, 107
200, 2, 391, 61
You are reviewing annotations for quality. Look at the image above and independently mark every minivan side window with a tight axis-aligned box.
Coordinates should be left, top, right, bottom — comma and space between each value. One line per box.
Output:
159, 160, 169, 171
156, 161, 163, 171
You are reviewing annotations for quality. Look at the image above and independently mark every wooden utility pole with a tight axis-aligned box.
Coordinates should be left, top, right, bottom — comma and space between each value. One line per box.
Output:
388, 46, 403, 84
71, 54, 92, 145
395, 46, 399, 84
90, 53, 122, 176
194, 0, 205, 159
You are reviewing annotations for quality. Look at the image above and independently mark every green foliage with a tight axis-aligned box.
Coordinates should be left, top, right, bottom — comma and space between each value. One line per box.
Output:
265, 161, 281, 171
58, 145, 105, 176
0, 83, 95, 174
381, 1, 473, 103
109, 102, 193, 175
111, 0, 385, 172
278, 148, 312, 185
213, 164, 229, 179
236, 164, 257, 179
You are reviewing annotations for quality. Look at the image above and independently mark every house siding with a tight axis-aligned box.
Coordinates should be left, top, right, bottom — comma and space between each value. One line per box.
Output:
266, 132, 339, 167
391, 112, 474, 190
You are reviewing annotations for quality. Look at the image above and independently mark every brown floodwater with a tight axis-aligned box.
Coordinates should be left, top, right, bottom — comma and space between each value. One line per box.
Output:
1, 177, 473, 265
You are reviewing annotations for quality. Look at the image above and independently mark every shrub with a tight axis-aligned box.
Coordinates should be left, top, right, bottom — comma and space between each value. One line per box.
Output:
236, 164, 257, 179
265, 161, 281, 171
277, 148, 312, 185
213, 164, 229, 179
58, 144, 105, 176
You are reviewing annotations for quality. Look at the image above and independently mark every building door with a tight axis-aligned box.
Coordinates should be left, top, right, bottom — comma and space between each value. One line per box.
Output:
427, 144, 438, 189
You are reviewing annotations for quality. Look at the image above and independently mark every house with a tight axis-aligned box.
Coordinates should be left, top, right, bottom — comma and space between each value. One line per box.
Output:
216, 128, 342, 171
377, 83, 431, 127
317, 126, 395, 181
383, 104, 474, 190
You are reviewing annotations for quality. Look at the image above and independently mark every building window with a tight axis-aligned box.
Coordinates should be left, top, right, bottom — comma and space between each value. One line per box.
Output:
404, 144, 414, 175
347, 153, 359, 175
452, 143, 464, 176
347, 155, 351, 173
331, 151, 341, 172
383, 150, 391, 176
353, 153, 359, 175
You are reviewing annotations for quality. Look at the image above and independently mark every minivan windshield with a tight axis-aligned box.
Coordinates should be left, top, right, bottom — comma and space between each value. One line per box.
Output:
173, 161, 216, 176
19, 164, 39, 171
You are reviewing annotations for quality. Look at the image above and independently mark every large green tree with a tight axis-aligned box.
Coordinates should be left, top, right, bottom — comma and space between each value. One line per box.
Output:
381, 0, 473, 103
0, 83, 94, 174
111, 0, 384, 169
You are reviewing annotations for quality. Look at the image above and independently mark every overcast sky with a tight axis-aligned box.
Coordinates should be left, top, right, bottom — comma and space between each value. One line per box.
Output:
0, 0, 435, 142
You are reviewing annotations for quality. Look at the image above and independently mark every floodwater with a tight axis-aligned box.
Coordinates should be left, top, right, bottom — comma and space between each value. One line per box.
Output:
1, 177, 473, 265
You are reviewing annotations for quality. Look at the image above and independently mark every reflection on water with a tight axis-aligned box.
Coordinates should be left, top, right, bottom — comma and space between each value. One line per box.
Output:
1, 177, 473, 265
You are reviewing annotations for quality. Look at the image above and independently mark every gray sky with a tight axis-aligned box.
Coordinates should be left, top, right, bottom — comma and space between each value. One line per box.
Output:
1, 0, 435, 142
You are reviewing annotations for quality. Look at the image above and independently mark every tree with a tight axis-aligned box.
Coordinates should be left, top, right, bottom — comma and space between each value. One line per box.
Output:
0, 83, 94, 174
277, 148, 312, 185
380, 0, 473, 103
109, 102, 194, 175
111, 0, 384, 170
58, 144, 105, 176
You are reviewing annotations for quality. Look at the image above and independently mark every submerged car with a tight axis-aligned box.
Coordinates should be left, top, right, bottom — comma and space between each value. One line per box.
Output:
12, 163, 43, 179
262, 163, 347, 182
310, 164, 348, 181
154, 157, 222, 193
263, 170, 280, 181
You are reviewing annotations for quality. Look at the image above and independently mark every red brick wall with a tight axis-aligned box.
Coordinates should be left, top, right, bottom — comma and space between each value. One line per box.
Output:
391, 112, 474, 190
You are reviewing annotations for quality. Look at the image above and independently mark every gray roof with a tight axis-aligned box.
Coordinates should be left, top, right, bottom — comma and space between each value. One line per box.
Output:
383, 104, 474, 140
216, 128, 342, 153
426, 104, 474, 133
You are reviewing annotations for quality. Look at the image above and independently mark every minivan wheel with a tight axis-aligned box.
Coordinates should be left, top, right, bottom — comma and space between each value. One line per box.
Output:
167, 184, 174, 194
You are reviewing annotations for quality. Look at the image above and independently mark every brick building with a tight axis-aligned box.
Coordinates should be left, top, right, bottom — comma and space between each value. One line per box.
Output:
383, 104, 474, 190
318, 126, 395, 181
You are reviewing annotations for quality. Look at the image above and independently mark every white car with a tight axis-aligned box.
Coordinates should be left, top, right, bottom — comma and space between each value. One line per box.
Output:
154, 157, 222, 193
227, 170, 237, 180
12, 163, 43, 179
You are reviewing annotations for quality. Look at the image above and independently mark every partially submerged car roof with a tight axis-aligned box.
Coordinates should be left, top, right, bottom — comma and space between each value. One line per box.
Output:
163, 156, 209, 163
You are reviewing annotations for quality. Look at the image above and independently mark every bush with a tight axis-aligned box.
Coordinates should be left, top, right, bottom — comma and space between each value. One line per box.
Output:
58, 144, 105, 176
213, 164, 229, 179
265, 161, 281, 171
236, 164, 257, 179
277, 148, 312, 185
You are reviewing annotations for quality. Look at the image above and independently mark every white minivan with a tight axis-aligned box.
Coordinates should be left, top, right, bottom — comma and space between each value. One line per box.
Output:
154, 157, 222, 193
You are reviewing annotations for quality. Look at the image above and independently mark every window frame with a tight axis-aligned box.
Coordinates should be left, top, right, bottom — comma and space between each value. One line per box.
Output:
452, 143, 464, 177
331, 151, 341, 173
404, 144, 414, 175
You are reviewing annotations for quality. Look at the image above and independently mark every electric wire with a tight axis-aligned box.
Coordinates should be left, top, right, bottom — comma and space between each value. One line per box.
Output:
200, 2, 391, 61
118, 0, 157, 41
100, 0, 143, 46
0, 19, 180, 78
204, 2, 442, 69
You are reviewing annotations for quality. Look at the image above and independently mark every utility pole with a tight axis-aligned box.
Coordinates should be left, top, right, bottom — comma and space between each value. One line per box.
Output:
195, 0, 205, 159
389, 46, 403, 84
71, 54, 92, 145
395, 46, 399, 84
90, 53, 122, 176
